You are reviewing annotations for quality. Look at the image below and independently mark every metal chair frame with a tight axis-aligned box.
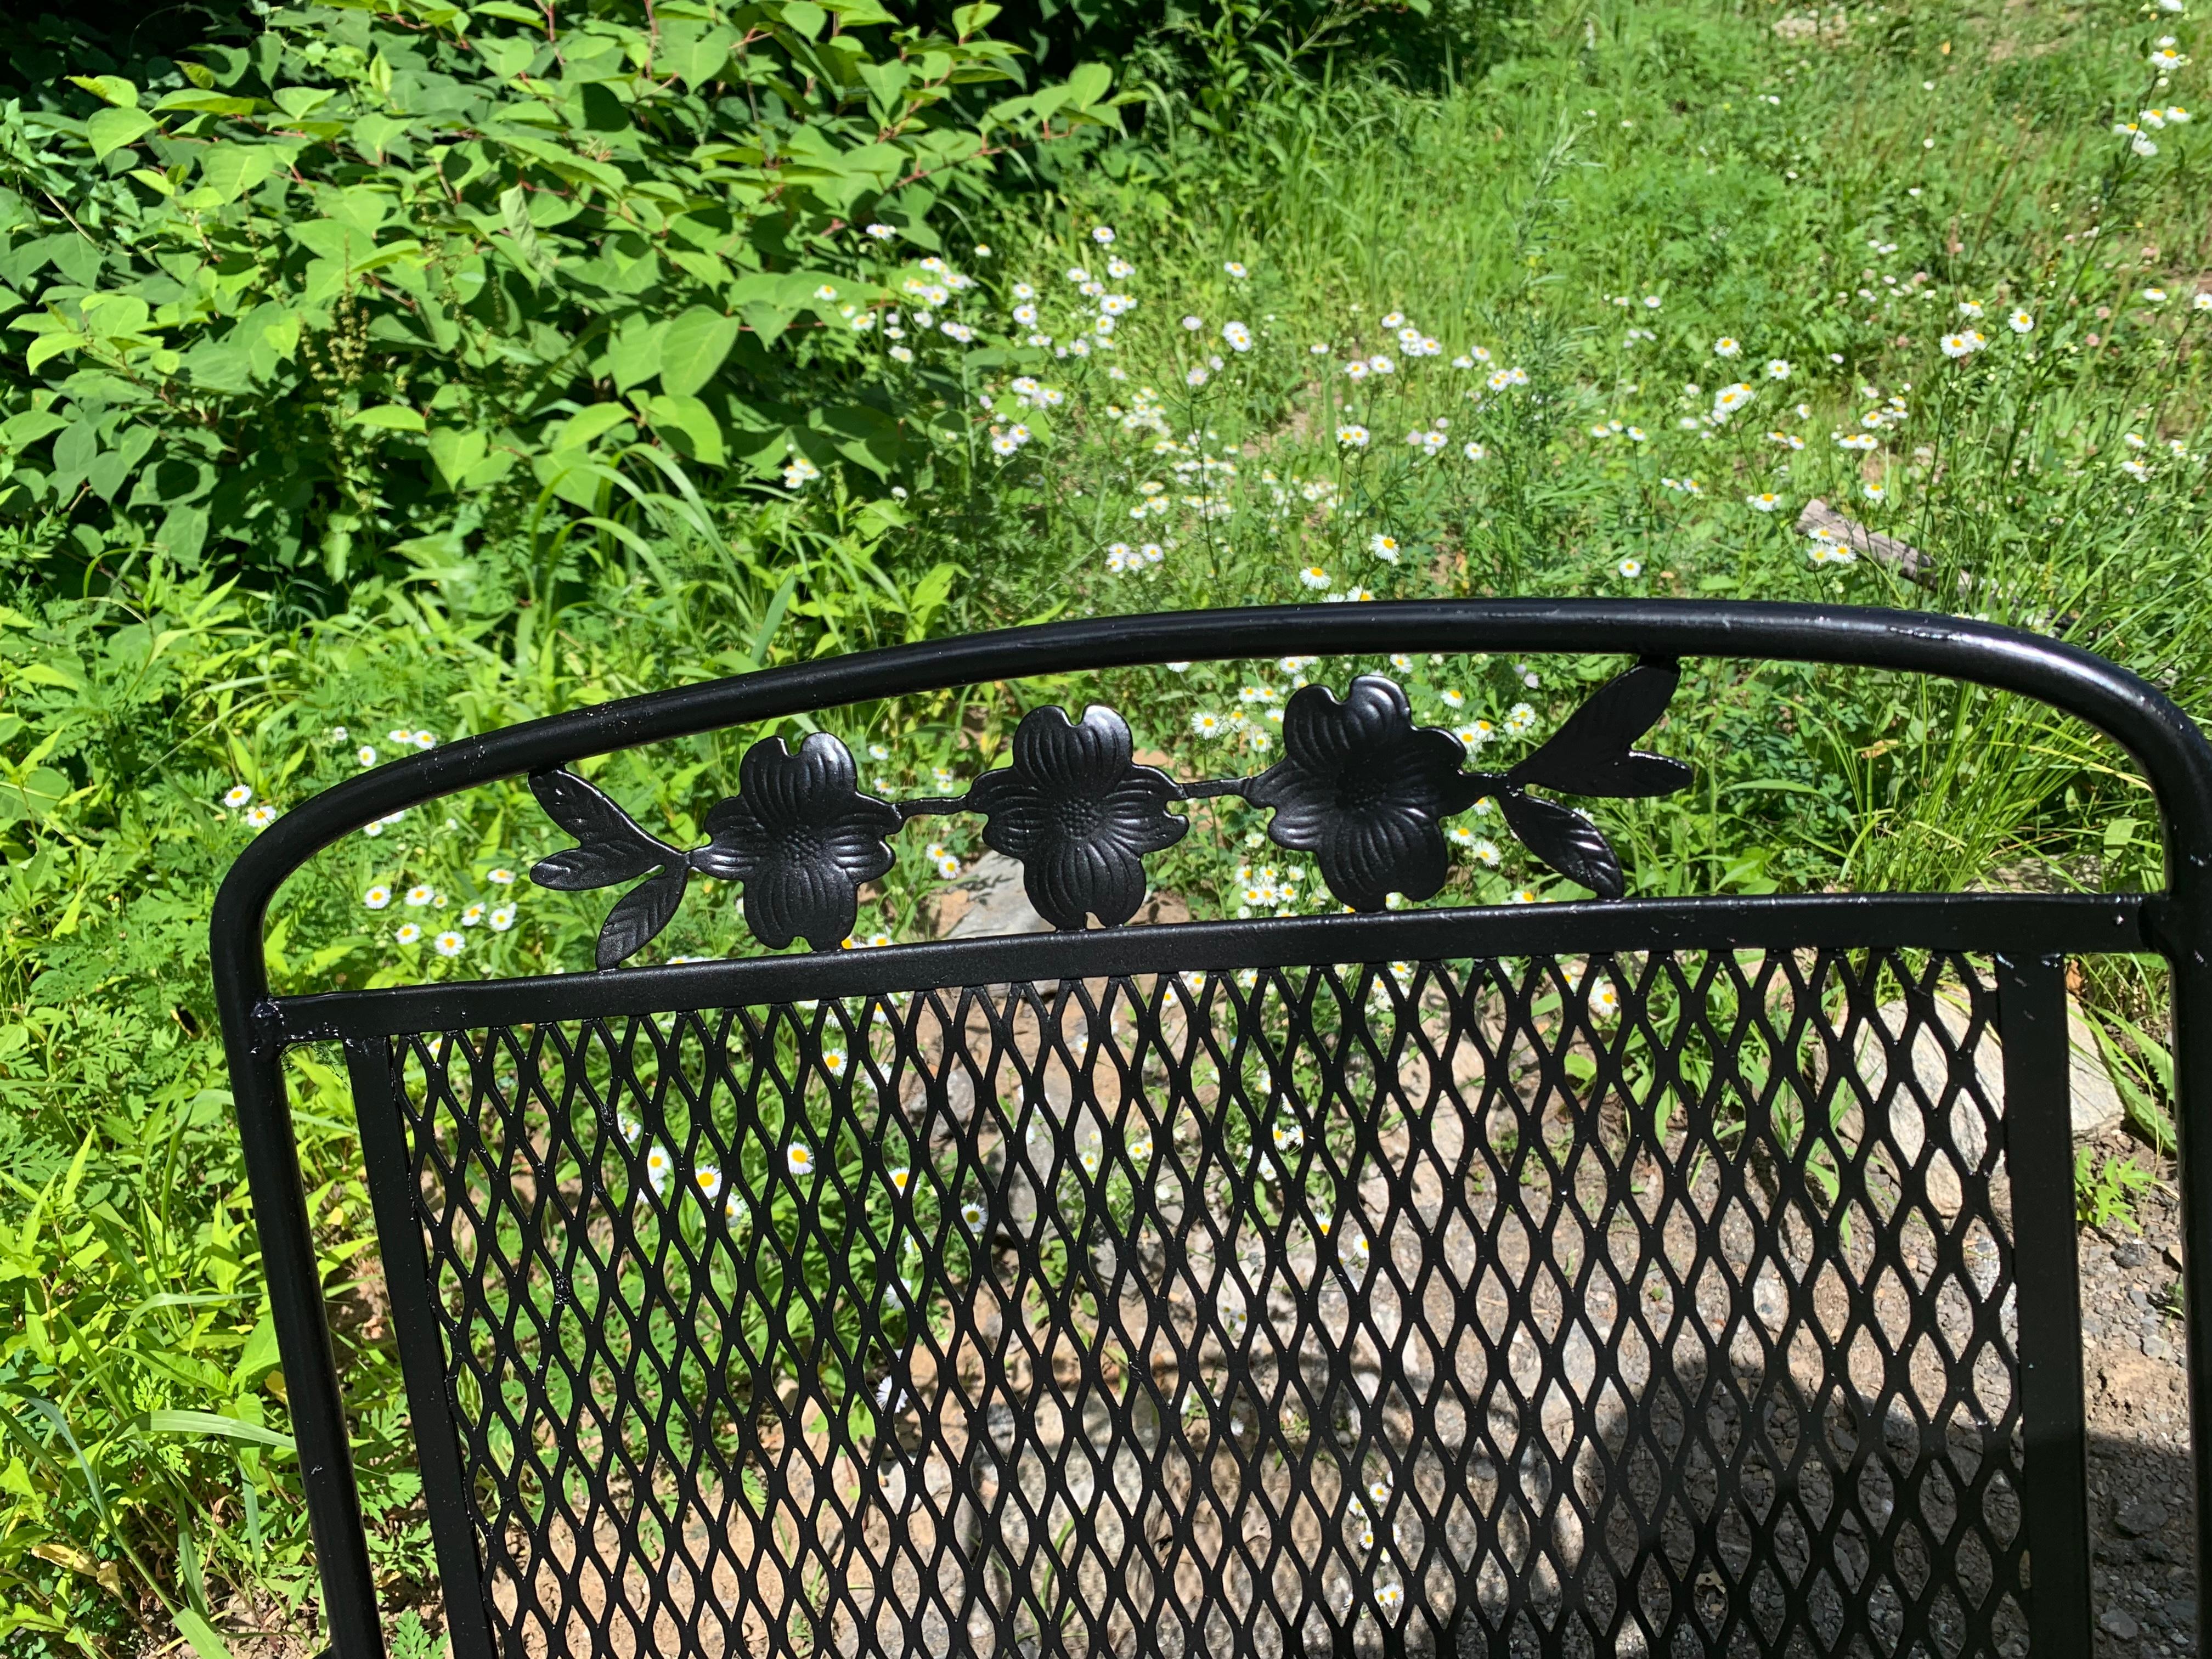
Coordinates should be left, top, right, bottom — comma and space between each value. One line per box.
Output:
212, 600, 2212, 1659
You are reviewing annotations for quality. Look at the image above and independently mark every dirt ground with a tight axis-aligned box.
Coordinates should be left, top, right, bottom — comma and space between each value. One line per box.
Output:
2079, 1138, 2198, 1656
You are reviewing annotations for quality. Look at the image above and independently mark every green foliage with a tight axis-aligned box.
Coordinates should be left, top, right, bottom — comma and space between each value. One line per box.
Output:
0, 0, 1127, 592
2075, 1145, 2156, 1233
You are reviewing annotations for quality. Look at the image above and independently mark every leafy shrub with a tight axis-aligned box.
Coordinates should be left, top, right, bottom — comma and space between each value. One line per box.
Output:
0, 0, 1126, 594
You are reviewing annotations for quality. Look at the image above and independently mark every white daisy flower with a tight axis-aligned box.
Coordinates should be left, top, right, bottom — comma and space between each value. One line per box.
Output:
488, 905, 516, 931
788, 1144, 816, 1177
364, 885, 393, 910
222, 783, 253, 809
394, 923, 424, 945
434, 931, 465, 957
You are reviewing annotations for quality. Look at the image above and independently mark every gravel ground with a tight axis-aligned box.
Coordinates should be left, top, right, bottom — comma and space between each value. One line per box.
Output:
2079, 1142, 2198, 1658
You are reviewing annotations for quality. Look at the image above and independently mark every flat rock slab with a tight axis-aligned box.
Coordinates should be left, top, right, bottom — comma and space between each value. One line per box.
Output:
1857, 992, 2125, 1213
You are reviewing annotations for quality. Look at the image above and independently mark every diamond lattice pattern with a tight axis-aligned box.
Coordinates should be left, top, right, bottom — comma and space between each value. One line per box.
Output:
385, 947, 2030, 1659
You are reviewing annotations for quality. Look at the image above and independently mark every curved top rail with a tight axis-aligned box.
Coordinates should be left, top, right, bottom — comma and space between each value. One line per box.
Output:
210, 599, 2212, 1013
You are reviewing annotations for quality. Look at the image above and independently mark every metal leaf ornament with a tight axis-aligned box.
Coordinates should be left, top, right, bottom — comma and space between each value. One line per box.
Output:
964, 704, 1188, 930
694, 735, 901, 951
527, 770, 694, 969
1244, 675, 1486, 911
1480, 661, 1694, 899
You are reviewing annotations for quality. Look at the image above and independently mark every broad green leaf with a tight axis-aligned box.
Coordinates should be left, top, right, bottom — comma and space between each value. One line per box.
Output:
67, 75, 139, 108
350, 405, 427, 432
152, 91, 261, 115
25, 331, 87, 373
781, 2, 829, 39
1062, 63, 1112, 108
351, 114, 407, 160
426, 427, 490, 489
647, 393, 726, 464
0, 767, 71, 825
477, 36, 536, 78
272, 87, 335, 120
741, 301, 797, 343
87, 108, 159, 160
608, 319, 666, 392
53, 421, 98, 478
659, 307, 738, 397
80, 295, 151, 338
1, 411, 69, 447
666, 25, 736, 86
550, 404, 635, 450
200, 145, 281, 203
290, 219, 377, 264
951, 2, 1002, 37
158, 504, 208, 563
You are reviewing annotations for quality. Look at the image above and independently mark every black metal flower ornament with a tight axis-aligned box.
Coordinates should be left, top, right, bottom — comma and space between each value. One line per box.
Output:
692, 735, 901, 950
1244, 676, 1485, 911
964, 704, 1188, 929
527, 658, 1692, 967
528, 735, 898, 965
1245, 662, 1691, 906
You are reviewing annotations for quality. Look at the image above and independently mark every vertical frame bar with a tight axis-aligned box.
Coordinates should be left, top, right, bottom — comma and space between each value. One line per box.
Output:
1997, 953, 2093, 1654
343, 1038, 499, 1659
223, 1024, 386, 1659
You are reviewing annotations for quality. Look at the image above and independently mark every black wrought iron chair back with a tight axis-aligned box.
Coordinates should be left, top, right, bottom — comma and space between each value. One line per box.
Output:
213, 601, 2212, 1659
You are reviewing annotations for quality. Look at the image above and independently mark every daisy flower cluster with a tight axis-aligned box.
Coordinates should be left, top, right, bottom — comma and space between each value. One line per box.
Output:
217, 782, 282, 831
364, 865, 519, 954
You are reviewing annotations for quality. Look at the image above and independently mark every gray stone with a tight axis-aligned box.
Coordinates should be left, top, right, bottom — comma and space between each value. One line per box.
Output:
2145, 1335, 2175, 1363
1855, 996, 2000, 1217
2066, 998, 2127, 1138
1854, 992, 2128, 1215
2106, 1610, 2144, 1641
2117, 1498, 2171, 1538
940, 850, 1054, 941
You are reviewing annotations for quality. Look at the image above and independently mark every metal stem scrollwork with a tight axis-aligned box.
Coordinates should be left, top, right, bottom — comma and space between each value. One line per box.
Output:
529, 661, 1693, 967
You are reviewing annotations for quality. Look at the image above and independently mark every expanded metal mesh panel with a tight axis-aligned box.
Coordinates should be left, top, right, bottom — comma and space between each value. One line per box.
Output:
378, 948, 2031, 1659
